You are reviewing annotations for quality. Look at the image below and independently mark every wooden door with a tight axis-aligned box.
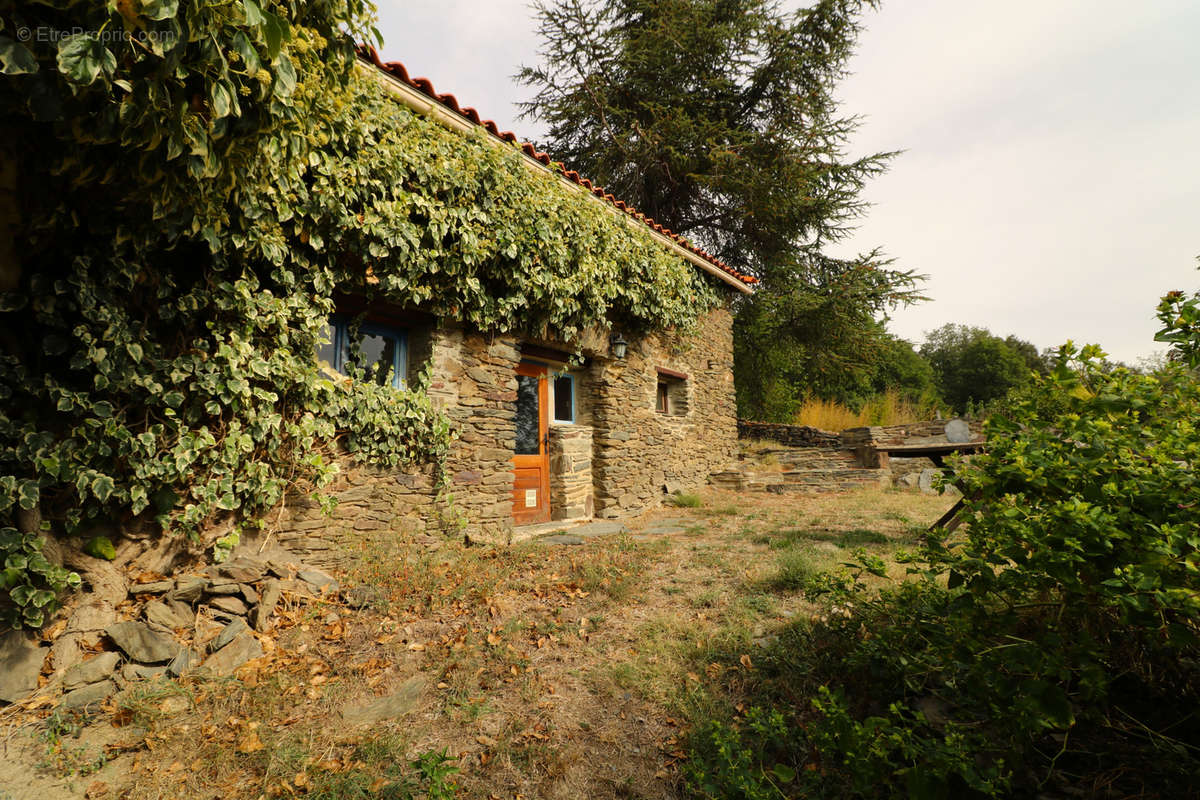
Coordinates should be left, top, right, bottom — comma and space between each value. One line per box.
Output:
512, 362, 551, 525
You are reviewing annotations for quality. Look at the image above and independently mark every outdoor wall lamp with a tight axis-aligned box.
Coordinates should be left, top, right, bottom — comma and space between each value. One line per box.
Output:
610, 332, 628, 360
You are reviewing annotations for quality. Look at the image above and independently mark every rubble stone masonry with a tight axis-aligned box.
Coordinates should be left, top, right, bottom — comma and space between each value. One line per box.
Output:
267, 308, 738, 565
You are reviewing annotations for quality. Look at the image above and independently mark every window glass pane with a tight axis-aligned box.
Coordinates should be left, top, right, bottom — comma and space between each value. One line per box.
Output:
515, 375, 541, 454
553, 375, 574, 422
348, 331, 398, 386
316, 323, 338, 372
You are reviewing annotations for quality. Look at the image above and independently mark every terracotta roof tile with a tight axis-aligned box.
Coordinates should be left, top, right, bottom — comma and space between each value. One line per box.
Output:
357, 45, 757, 287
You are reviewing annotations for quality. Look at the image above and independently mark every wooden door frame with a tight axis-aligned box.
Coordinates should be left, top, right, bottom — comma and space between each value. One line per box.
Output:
512, 362, 551, 525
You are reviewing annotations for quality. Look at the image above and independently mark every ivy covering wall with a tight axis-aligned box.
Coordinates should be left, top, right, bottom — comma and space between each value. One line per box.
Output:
0, 1, 719, 627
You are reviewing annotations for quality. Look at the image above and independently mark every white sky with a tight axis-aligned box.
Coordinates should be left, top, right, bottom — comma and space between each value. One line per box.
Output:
372, 0, 1200, 363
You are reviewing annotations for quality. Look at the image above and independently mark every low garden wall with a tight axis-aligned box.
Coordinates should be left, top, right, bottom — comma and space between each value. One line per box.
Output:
736, 421, 840, 448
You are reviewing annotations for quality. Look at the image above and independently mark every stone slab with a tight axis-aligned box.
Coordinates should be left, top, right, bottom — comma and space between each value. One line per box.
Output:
208, 595, 248, 616
219, 556, 267, 584
342, 675, 427, 725
944, 418, 971, 443
253, 579, 282, 632
129, 580, 174, 596
62, 651, 121, 691
0, 630, 46, 703
571, 521, 628, 538
298, 569, 339, 594
199, 632, 262, 676
105, 621, 179, 664
144, 599, 195, 630
167, 648, 199, 678
170, 576, 207, 603
123, 663, 168, 681
209, 617, 248, 654
61, 679, 115, 710
541, 534, 584, 546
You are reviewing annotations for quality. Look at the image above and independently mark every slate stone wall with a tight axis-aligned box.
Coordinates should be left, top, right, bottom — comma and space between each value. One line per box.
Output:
270, 322, 523, 565
590, 307, 738, 517
841, 419, 984, 450
736, 421, 840, 448
549, 425, 593, 520
428, 323, 523, 534
268, 307, 739, 563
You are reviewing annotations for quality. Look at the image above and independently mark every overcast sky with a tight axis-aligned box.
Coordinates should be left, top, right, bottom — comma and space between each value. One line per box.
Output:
373, 0, 1200, 364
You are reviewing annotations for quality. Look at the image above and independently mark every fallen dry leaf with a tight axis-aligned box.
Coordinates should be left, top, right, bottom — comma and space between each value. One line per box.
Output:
236, 729, 265, 754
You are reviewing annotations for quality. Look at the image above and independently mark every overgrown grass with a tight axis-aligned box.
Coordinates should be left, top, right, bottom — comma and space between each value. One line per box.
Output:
793, 389, 939, 430
668, 491, 703, 508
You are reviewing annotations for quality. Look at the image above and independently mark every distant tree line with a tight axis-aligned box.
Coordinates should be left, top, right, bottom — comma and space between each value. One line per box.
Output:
737, 320, 1060, 423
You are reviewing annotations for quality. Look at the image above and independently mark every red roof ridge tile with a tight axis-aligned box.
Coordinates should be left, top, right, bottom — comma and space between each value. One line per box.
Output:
356, 45, 757, 287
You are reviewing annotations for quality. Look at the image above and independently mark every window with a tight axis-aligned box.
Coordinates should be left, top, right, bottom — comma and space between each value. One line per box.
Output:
655, 368, 689, 416
553, 374, 575, 423
317, 317, 407, 389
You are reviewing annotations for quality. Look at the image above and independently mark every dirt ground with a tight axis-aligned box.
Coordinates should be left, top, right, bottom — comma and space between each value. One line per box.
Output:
0, 486, 953, 800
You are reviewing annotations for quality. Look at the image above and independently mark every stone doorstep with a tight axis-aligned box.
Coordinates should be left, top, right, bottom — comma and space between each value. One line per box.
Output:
508, 515, 594, 543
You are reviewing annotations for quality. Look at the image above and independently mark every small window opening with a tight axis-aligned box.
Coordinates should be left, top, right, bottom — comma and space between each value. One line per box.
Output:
553, 374, 575, 423
655, 369, 689, 416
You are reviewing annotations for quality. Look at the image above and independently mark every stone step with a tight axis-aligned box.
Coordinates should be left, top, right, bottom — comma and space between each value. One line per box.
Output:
780, 468, 885, 482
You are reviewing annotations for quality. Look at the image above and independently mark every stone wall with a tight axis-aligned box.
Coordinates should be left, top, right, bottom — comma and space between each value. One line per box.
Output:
265, 303, 741, 560
549, 425, 593, 520
428, 323, 523, 537
264, 463, 440, 568
590, 306, 739, 517
841, 419, 984, 450
737, 421, 840, 448
268, 322, 523, 565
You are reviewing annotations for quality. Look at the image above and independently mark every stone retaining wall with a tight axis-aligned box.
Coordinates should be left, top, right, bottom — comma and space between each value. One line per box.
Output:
736, 420, 840, 448
841, 419, 984, 450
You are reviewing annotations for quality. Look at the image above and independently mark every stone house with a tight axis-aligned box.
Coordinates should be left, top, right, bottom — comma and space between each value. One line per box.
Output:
271, 51, 755, 560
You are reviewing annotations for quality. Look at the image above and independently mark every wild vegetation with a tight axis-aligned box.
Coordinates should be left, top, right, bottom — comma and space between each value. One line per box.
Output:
682, 292, 1200, 798
0, 2, 719, 628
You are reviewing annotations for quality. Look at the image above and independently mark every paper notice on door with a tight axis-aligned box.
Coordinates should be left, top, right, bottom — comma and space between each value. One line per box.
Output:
525, 489, 537, 508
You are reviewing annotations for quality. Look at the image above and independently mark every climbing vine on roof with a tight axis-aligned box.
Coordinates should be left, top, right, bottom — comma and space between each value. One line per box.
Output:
0, 1, 717, 627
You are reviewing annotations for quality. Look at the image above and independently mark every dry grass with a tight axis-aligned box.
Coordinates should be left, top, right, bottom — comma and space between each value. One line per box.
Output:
793, 390, 937, 430
2, 486, 954, 800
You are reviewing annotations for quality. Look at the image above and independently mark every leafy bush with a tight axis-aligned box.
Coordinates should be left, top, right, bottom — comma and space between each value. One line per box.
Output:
0, 527, 80, 629
687, 316, 1200, 796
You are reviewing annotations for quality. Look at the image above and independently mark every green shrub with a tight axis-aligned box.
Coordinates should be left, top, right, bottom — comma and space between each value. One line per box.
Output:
688, 318, 1200, 796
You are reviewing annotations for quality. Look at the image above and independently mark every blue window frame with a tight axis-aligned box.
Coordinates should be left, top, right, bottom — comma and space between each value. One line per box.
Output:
317, 317, 407, 389
552, 374, 575, 423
